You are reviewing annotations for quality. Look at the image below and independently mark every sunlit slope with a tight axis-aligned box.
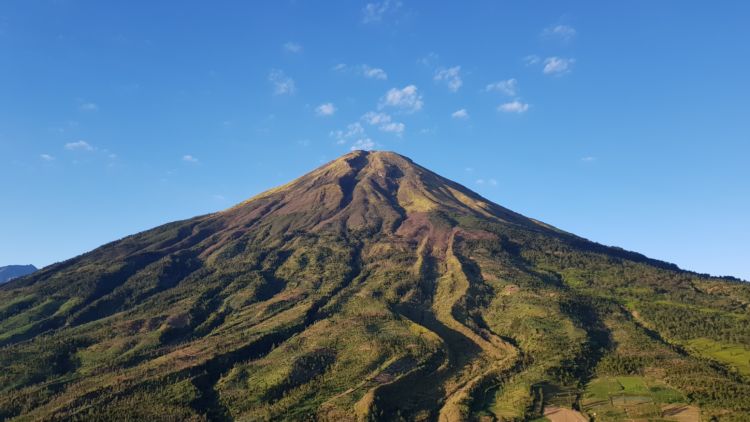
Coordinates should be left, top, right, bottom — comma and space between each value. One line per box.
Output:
1, 150, 748, 421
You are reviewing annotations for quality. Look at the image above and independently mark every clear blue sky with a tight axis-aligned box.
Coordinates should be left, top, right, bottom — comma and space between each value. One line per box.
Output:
1, 1, 748, 280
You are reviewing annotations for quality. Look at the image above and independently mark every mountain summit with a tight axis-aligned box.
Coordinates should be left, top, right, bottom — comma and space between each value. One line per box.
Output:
1, 151, 748, 421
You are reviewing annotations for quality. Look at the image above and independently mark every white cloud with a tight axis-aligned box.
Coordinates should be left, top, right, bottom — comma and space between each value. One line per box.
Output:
485, 78, 518, 96
434, 66, 463, 92
351, 138, 375, 151
333, 63, 388, 80
65, 140, 94, 151
498, 101, 530, 113
581, 156, 597, 162
488, 178, 498, 186
268, 69, 296, 95
182, 155, 199, 163
79, 102, 98, 112
315, 102, 337, 116
362, 65, 388, 80
283, 42, 302, 53
524, 55, 541, 66
543, 57, 575, 75
331, 122, 365, 144
362, 111, 391, 125
361, 111, 404, 135
475, 179, 485, 185
418, 52, 440, 67
40, 154, 55, 161
451, 109, 469, 119
542, 24, 577, 42
380, 85, 423, 112
379, 122, 405, 135
362, 0, 401, 23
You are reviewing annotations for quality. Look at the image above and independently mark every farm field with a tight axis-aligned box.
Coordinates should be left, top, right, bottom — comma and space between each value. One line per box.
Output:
581, 376, 691, 421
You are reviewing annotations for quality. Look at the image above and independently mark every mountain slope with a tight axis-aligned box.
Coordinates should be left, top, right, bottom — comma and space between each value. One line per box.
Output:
0, 265, 37, 284
1, 151, 748, 421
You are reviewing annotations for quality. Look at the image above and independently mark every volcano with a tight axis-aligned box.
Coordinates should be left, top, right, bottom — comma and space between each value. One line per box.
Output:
1, 151, 748, 421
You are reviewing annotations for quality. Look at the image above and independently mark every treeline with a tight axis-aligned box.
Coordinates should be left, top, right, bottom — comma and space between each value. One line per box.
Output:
637, 302, 750, 345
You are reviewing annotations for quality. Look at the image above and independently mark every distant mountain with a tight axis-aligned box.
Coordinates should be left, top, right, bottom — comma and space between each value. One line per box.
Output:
1, 151, 748, 421
0, 264, 36, 284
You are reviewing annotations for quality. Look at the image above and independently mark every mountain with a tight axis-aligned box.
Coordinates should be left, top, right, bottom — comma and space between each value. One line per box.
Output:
0, 264, 36, 284
1, 151, 748, 421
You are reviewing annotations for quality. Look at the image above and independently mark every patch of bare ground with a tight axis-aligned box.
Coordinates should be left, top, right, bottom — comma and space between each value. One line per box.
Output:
544, 406, 589, 422
661, 404, 700, 422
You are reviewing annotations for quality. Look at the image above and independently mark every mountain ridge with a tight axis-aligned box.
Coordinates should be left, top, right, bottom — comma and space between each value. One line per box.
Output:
0, 264, 37, 284
1, 150, 748, 421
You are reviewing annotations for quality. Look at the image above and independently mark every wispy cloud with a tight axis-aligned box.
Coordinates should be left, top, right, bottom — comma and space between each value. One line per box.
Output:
542, 24, 577, 42
315, 102, 337, 116
434, 66, 463, 92
476, 178, 498, 186
333, 64, 388, 80
485, 78, 518, 96
362, 0, 402, 23
523, 55, 541, 66
362, 65, 388, 80
379, 122, 405, 135
65, 140, 94, 151
268, 69, 296, 95
331, 123, 365, 144
182, 154, 199, 163
351, 138, 375, 151
362, 111, 404, 135
379, 85, 423, 113
543, 57, 575, 75
362, 111, 388, 125
418, 52, 440, 67
283, 42, 302, 53
498, 101, 530, 113
40, 154, 55, 161
451, 109, 469, 119
79, 102, 98, 112
581, 156, 597, 162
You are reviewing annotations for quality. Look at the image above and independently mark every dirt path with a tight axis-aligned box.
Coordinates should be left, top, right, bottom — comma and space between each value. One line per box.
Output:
543, 406, 589, 422
661, 404, 700, 422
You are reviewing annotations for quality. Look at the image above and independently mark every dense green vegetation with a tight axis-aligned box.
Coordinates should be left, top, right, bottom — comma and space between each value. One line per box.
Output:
1, 151, 748, 421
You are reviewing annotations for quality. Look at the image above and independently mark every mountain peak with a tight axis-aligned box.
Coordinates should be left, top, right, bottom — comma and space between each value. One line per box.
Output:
226, 150, 536, 236
2, 152, 748, 421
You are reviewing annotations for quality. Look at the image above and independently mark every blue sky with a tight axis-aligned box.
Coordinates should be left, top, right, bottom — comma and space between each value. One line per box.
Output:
1, 1, 749, 280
